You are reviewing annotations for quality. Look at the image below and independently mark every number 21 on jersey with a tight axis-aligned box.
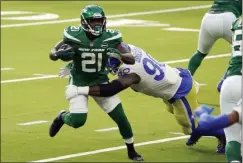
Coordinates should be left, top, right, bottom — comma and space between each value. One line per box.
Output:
81, 52, 102, 72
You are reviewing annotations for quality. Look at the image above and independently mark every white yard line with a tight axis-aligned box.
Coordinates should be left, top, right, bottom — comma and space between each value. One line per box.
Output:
1, 75, 58, 84
163, 27, 200, 32
30, 135, 189, 162
1, 68, 14, 71
18, 120, 48, 126
1, 5, 211, 28
164, 53, 230, 64
95, 127, 119, 132
1, 53, 230, 84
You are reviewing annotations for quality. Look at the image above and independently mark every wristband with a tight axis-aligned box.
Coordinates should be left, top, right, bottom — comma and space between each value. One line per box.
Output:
77, 86, 89, 95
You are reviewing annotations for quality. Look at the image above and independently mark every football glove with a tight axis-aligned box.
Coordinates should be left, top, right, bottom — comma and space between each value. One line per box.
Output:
193, 105, 215, 119
58, 62, 73, 78
58, 67, 71, 78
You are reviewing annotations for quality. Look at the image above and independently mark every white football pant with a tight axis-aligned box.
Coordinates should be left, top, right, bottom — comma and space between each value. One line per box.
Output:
198, 12, 237, 54
220, 75, 241, 143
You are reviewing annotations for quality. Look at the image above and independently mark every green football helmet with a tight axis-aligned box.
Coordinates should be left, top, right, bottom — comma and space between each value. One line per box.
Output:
81, 5, 106, 36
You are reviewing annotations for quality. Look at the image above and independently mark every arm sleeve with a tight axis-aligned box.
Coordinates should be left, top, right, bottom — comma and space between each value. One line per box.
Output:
99, 80, 125, 97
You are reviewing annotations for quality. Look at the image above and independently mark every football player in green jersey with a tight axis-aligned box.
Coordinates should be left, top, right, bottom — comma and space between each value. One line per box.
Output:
219, 17, 242, 162
190, 17, 242, 162
188, 0, 242, 77
48, 5, 143, 161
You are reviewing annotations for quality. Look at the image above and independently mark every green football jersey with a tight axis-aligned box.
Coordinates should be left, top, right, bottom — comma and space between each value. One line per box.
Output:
210, 0, 242, 17
63, 26, 122, 86
227, 17, 242, 77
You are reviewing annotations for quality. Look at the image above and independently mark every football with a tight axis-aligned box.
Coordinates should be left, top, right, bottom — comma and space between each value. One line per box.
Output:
57, 44, 75, 61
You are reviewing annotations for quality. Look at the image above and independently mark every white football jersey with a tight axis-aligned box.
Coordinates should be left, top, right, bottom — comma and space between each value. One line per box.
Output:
118, 44, 184, 100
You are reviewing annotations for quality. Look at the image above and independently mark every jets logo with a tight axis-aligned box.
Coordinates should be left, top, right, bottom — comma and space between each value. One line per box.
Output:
101, 43, 108, 48
93, 13, 102, 18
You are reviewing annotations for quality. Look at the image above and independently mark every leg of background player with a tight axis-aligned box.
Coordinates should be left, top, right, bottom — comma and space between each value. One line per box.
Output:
220, 76, 242, 162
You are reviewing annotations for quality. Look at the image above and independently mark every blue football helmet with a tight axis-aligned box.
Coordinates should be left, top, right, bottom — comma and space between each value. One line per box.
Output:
106, 57, 123, 75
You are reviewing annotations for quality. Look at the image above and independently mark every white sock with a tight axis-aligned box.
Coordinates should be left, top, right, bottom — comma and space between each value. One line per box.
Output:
125, 137, 134, 144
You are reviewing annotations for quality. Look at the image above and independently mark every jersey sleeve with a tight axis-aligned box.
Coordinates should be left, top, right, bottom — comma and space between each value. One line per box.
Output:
63, 26, 82, 45
103, 29, 123, 48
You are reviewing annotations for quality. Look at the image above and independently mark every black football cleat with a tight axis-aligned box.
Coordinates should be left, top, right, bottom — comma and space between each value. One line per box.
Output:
49, 110, 66, 137
128, 151, 144, 161
186, 130, 202, 146
216, 135, 226, 154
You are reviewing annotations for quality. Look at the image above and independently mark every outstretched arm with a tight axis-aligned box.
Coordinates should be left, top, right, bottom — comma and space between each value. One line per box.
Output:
89, 73, 140, 97
65, 73, 141, 100
116, 42, 135, 65
194, 105, 241, 132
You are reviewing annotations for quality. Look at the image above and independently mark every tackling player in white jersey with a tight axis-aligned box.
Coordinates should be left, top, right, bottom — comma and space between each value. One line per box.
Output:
62, 43, 226, 153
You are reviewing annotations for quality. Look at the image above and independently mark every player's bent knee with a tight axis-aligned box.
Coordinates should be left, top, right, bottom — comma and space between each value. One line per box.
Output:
226, 141, 242, 162
70, 113, 87, 128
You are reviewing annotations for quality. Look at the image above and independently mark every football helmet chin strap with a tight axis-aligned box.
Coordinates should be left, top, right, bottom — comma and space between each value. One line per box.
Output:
81, 14, 106, 36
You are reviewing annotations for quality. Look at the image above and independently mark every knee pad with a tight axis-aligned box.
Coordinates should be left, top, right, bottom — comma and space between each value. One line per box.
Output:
70, 113, 87, 128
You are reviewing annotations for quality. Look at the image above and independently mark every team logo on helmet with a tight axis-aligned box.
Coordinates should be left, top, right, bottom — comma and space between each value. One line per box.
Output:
80, 5, 106, 36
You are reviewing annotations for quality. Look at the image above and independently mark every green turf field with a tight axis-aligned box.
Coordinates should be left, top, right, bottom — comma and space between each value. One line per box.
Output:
1, 1, 232, 162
